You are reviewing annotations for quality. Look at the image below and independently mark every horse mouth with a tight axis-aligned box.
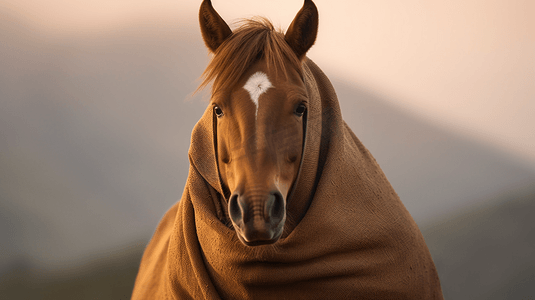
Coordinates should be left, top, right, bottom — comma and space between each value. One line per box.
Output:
235, 225, 284, 247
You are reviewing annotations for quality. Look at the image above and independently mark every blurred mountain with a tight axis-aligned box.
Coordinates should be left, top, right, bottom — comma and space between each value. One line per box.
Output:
0, 11, 208, 271
0, 241, 144, 299
335, 81, 535, 222
422, 189, 535, 300
1, 8, 534, 297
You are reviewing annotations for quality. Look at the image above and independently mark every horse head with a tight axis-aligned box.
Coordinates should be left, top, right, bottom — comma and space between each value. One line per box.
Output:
199, 0, 318, 246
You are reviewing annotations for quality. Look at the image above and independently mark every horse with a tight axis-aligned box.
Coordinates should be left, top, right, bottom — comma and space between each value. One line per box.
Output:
132, 1, 443, 298
198, 0, 318, 246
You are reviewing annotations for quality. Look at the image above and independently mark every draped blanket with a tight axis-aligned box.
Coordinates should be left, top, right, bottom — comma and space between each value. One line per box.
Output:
132, 59, 443, 299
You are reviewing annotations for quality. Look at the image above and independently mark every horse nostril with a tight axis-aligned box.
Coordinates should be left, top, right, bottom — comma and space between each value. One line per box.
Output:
266, 191, 285, 222
229, 194, 243, 224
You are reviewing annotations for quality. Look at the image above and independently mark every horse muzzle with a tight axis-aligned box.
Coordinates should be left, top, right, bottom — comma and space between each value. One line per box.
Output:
229, 190, 286, 246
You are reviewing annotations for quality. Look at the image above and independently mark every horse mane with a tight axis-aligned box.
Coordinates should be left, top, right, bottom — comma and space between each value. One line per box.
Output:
197, 18, 303, 95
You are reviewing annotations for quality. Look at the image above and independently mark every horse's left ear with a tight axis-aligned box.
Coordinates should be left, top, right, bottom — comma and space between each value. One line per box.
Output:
199, 0, 232, 53
285, 0, 319, 60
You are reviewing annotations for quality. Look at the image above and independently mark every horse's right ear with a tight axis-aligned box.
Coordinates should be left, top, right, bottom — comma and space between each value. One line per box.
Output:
199, 0, 232, 53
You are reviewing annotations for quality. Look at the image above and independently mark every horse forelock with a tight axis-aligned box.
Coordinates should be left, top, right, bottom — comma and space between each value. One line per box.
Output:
197, 18, 303, 96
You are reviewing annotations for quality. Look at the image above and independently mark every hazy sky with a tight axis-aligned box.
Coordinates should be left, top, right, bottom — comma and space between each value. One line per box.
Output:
4, 0, 534, 167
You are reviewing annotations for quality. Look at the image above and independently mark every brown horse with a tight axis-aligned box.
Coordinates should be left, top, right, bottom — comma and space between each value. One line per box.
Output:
132, 0, 443, 298
199, 0, 318, 246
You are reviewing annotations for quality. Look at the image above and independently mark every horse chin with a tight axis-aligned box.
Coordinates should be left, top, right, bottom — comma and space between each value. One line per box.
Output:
235, 226, 284, 247
241, 237, 279, 247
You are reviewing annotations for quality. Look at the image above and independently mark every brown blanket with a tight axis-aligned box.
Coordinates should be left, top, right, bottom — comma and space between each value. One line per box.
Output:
132, 59, 443, 299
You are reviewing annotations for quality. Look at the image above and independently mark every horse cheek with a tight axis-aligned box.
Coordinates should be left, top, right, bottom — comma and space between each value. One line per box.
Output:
216, 130, 231, 193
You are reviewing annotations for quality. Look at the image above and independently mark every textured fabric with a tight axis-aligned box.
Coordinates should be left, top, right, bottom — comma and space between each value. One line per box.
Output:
132, 58, 443, 299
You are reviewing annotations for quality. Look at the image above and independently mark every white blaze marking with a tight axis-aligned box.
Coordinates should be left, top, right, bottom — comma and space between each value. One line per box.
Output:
243, 72, 273, 114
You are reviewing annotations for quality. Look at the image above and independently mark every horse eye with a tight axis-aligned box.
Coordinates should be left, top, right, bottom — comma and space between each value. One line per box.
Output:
214, 105, 224, 118
294, 103, 306, 117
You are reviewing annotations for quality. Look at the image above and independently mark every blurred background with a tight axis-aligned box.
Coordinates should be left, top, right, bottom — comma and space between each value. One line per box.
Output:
1, 0, 533, 299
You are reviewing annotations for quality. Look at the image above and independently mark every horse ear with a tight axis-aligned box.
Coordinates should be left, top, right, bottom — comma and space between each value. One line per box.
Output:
285, 0, 319, 60
199, 0, 232, 53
